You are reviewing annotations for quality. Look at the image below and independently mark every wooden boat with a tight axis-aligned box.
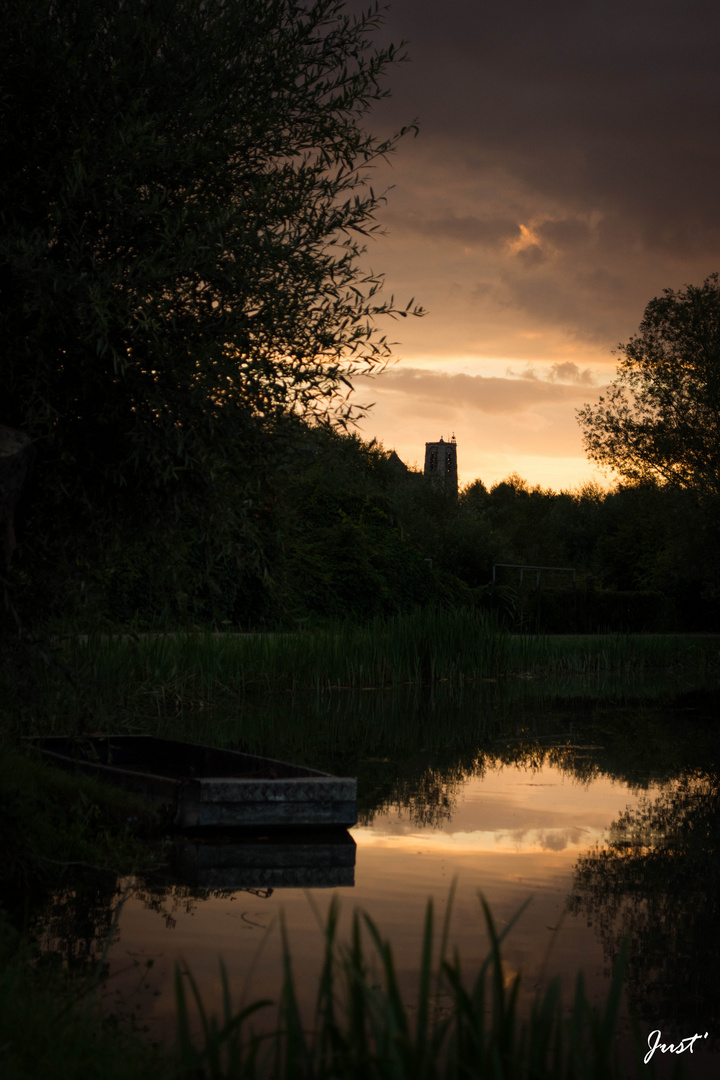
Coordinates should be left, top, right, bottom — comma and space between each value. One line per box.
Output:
32, 735, 357, 829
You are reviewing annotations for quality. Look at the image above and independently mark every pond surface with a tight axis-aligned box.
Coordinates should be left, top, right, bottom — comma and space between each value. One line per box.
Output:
104, 764, 655, 1024
40, 685, 720, 1074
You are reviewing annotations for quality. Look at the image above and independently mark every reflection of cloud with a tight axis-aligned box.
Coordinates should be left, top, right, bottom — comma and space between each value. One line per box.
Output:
539, 828, 586, 852
500, 827, 589, 852
354, 767, 653, 855
353, 825, 597, 855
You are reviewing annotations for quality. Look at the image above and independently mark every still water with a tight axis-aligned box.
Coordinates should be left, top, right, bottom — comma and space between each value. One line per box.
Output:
44, 686, 720, 1073
105, 765, 654, 1026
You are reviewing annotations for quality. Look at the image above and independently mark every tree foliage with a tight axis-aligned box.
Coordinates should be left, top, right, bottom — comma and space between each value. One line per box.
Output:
0, 0, 419, 618
578, 274, 720, 495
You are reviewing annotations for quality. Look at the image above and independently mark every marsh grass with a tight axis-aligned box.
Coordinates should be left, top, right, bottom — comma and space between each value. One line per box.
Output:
171, 890, 655, 1080
505, 630, 719, 677
5, 610, 718, 735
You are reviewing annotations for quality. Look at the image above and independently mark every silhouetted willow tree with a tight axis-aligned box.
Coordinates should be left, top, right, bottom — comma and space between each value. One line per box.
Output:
0, 0, 419, 618
578, 275, 720, 496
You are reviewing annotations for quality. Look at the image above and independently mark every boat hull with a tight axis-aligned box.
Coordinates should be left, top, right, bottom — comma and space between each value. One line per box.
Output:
31, 735, 357, 829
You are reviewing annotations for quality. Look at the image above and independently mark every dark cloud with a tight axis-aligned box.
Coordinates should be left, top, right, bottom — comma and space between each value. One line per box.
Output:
574, 267, 624, 298
406, 213, 519, 247
515, 244, 547, 268
549, 361, 595, 385
537, 218, 593, 250
342, 1, 719, 488
373, 0, 720, 256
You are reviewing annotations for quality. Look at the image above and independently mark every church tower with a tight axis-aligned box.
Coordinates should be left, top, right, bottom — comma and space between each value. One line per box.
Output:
423, 435, 458, 494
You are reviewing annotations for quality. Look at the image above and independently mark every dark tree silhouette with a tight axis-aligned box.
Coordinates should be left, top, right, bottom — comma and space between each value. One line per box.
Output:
0, 0, 420, 614
578, 275, 720, 496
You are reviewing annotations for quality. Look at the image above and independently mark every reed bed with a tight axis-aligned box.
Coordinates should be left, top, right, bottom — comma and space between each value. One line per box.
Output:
6, 610, 719, 733
172, 891, 652, 1080
16, 609, 501, 721
506, 631, 719, 676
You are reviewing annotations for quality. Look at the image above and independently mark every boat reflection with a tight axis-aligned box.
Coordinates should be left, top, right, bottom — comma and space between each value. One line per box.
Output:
162, 828, 356, 891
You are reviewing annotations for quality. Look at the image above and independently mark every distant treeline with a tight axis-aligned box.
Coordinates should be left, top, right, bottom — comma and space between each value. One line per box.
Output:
15, 425, 711, 634
275, 429, 719, 633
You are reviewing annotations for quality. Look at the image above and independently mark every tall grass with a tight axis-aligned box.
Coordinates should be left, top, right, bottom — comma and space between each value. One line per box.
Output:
1, 891, 662, 1079
172, 890, 655, 1080
6, 609, 498, 730
505, 631, 719, 677
6, 610, 717, 736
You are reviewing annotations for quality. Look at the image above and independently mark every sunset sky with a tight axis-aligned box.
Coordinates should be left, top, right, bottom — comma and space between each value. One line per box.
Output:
349, 0, 720, 491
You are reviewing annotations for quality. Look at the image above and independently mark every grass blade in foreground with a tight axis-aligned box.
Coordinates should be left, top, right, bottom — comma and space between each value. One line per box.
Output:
172, 893, 663, 1079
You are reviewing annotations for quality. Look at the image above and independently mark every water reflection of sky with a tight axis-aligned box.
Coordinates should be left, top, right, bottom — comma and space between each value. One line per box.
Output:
101, 759, 668, 1052
357, 768, 643, 853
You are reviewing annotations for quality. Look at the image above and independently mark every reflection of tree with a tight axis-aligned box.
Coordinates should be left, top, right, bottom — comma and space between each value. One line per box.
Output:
35, 875, 235, 974
359, 736, 619, 830
359, 757, 477, 828
33, 875, 254, 1033
568, 770, 720, 1040
384, 761, 480, 828
35, 876, 124, 975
